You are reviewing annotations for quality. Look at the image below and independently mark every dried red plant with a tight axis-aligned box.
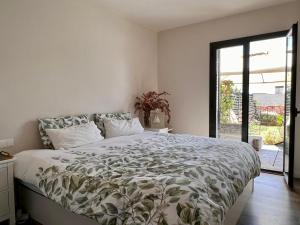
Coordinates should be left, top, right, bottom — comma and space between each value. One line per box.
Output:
135, 91, 171, 127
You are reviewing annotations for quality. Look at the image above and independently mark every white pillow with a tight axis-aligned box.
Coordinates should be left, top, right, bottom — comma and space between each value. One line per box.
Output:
45, 121, 104, 150
103, 117, 144, 138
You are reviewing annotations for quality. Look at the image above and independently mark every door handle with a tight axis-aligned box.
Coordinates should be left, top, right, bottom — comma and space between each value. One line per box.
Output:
296, 107, 300, 116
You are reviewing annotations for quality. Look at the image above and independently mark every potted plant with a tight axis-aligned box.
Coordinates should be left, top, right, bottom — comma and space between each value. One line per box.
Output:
134, 91, 171, 127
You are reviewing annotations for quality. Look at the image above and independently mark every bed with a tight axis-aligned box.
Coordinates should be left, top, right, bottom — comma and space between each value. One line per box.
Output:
14, 132, 260, 225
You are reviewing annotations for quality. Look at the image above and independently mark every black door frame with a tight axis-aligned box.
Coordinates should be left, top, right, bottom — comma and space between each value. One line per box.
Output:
209, 30, 288, 144
284, 23, 298, 188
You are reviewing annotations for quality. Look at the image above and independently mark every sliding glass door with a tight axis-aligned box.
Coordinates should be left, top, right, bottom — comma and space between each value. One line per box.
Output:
248, 37, 286, 172
210, 25, 298, 187
210, 39, 250, 143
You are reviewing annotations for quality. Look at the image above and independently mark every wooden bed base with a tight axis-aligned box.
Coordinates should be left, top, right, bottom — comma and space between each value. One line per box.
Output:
16, 179, 254, 225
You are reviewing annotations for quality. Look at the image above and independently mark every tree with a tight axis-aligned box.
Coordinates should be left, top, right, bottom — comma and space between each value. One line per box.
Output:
220, 80, 234, 124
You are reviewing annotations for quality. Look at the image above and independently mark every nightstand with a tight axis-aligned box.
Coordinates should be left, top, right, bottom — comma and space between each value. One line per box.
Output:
145, 128, 173, 134
0, 158, 15, 225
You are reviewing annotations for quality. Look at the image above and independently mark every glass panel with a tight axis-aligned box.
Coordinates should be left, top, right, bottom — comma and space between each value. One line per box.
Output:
284, 30, 293, 178
249, 37, 286, 172
217, 46, 243, 140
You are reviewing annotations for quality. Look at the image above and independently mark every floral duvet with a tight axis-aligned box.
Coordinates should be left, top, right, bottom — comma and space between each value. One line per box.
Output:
15, 132, 260, 225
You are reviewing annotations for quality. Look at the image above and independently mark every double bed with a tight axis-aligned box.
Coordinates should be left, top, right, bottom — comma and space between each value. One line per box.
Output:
14, 132, 260, 225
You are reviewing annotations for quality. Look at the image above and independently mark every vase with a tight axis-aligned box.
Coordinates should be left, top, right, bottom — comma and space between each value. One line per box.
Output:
144, 110, 151, 127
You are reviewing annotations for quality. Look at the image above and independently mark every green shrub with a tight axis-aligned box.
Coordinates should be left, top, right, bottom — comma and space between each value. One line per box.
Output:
220, 80, 234, 124
262, 129, 283, 145
277, 114, 284, 126
259, 113, 278, 126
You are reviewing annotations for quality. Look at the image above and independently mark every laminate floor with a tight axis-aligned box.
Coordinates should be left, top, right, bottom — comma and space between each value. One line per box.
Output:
237, 173, 300, 225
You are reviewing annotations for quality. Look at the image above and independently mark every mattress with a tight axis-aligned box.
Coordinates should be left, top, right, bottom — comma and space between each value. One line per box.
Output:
15, 132, 260, 225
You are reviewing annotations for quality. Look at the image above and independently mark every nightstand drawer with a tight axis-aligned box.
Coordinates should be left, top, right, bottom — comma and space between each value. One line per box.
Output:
0, 167, 8, 190
0, 190, 9, 217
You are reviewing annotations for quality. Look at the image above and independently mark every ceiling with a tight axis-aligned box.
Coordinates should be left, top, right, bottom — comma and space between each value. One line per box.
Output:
98, 0, 296, 31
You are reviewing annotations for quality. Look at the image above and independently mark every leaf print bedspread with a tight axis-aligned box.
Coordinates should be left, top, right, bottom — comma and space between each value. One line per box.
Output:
14, 132, 260, 225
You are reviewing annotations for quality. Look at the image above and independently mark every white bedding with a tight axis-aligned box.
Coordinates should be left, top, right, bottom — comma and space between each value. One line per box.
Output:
14, 132, 260, 225
15, 133, 151, 185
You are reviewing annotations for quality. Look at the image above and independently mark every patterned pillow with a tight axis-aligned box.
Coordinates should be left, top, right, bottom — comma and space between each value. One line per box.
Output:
94, 112, 132, 137
38, 114, 89, 149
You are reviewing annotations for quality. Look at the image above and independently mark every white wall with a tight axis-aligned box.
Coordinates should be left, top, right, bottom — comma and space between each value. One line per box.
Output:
1, 0, 300, 176
0, 0, 157, 153
158, 2, 300, 177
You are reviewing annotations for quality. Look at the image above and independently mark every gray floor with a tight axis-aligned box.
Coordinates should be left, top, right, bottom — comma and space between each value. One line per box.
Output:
258, 145, 283, 172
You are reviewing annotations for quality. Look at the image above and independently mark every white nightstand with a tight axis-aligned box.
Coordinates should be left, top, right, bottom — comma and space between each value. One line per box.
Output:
145, 128, 173, 134
0, 157, 15, 225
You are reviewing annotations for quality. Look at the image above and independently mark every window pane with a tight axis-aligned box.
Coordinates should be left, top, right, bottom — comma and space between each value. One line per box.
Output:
217, 46, 243, 140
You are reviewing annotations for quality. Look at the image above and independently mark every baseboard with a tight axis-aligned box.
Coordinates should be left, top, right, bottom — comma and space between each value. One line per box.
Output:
293, 172, 300, 179
294, 178, 300, 193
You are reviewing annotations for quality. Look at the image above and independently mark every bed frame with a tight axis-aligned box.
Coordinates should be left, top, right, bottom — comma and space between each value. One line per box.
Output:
16, 179, 254, 225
